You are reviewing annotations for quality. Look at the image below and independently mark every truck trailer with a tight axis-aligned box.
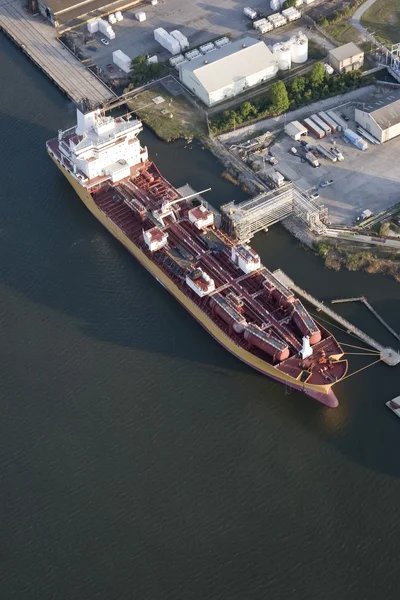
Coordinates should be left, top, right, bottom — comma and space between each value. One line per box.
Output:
303, 118, 324, 139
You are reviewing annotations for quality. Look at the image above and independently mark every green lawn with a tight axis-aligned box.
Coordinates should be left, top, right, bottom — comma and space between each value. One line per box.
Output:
361, 0, 400, 46
127, 88, 206, 142
325, 21, 364, 45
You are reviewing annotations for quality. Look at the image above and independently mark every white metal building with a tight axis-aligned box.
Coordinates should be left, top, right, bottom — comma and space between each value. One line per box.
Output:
355, 92, 400, 143
285, 120, 307, 140
179, 37, 278, 106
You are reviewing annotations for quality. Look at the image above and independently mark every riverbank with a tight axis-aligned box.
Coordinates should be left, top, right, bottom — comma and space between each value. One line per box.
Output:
315, 241, 400, 281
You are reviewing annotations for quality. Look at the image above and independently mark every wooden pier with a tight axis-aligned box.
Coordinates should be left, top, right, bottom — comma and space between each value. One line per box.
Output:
0, 0, 115, 105
273, 269, 400, 367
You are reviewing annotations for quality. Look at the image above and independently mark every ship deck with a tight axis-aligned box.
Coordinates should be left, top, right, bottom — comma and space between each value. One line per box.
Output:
87, 169, 347, 389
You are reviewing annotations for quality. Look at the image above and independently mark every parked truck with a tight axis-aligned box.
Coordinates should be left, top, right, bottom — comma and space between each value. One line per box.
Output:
269, 170, 285, 187
305, 151, 320, 168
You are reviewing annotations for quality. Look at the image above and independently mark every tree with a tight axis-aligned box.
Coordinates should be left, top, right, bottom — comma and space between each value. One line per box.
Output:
282, 0, 297, 8
269, 81, 289, 114
130, 55, 161, 86
309, 62, 326, 88
290, 76, 306, 95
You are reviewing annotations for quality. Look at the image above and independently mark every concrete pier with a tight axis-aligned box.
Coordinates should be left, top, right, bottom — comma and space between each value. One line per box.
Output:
273, 269, 400, 367
0, 0, 115, 105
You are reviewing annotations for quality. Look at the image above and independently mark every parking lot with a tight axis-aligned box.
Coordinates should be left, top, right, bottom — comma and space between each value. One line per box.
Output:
77, 0, 329, 73
268, 103, 400, 226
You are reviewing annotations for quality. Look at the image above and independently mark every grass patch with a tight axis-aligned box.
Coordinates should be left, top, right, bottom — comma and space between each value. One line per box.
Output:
127, 87, 206, 142
361, 0, 400, 46
308, 39, 326, 60
325, 21, 364, 44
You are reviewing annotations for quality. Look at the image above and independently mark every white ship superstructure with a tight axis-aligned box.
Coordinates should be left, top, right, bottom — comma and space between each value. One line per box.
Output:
50, 108, 148, 189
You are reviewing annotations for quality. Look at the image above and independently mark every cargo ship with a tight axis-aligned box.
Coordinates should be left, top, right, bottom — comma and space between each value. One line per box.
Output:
47, 107, 347, 407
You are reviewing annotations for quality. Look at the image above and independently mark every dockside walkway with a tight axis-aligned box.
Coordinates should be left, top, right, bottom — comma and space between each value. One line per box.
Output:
0, 0, 115, 105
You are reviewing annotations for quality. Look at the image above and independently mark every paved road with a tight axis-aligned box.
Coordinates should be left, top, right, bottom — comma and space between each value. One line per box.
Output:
350, 0, 378, 36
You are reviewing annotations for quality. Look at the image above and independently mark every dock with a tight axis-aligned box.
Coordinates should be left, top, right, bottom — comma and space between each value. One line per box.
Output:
273, 269, 400, 367
0, 0, 115, 105
331, 296, 400, 343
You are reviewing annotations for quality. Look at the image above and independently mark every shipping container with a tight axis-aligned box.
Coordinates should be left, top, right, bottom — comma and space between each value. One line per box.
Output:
244, 7, 257, 19
310, 114, 331, 136
318, 111, 338, 133
303, 118, 324, 138
253, 18, 267, 29
170, 30, 189, 51
326, 110, 349, 131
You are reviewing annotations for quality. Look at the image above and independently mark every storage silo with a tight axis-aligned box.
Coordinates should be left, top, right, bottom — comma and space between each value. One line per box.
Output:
273, 43, 292, 70
290, 32, 308, 64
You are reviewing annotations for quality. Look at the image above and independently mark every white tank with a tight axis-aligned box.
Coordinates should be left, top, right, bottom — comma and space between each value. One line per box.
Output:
273, 43, 292, 70
270, 0, 281, 10
290, 32, 308, 63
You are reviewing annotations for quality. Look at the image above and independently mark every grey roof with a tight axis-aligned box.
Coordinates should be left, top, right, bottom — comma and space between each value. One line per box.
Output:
359, 91, 400, 129
329, 42, 363, 62
285, 121, 307, 135
180, 37, 276, 93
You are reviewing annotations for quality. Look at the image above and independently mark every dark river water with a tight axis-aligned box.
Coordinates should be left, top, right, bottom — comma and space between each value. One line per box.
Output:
1, 35, 400, 599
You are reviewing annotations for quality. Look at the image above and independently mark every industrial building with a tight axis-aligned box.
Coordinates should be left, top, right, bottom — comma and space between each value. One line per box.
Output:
355, 92, 400, 143
35, 0, 114, 26
328, 42, 364, 74
285, 121, 307, 140
179, 37, 278, 106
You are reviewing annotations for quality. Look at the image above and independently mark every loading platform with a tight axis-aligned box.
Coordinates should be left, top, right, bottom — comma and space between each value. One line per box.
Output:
220, 183, 328, 243
273, 270, 400, 367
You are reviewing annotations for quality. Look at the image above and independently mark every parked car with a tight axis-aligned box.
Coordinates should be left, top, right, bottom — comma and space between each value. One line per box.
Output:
341, 113, 349, 121
290, 147, 297, 155
268, 156, 278, 165
100, 38, 109, 45
320, 180, 334, 187
310, 192, 320, 200
107, 64, 114, 72
300, 140, 308, 147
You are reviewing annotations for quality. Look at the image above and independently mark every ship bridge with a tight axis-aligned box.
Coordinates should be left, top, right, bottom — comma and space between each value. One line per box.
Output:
220, 183, 328, 243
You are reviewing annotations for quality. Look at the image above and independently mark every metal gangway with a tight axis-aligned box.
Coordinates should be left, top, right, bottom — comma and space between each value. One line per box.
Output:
273, 270, 400, 367
220, 183, 328, 242
331, 296, 400, 343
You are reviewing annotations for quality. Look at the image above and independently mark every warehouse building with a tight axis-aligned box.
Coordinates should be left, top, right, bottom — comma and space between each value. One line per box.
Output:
355, 92, 400, 143
179, 37, 278, 106
328, 42, 364, 74
36, 0, 113, 26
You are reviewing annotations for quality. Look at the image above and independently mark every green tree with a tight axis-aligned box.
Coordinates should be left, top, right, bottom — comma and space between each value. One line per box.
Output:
130, 55, 161, 86
239, 101, 255, 120
309, 62, 326, 87
282, 0, 297, 8
269, 81, 290, 114
290, 76, 306, 96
